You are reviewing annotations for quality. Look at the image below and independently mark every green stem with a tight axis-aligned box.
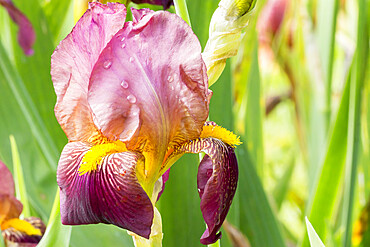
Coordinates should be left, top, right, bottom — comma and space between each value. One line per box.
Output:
10, 135, 31, 218
208, 240, 221, 247
173, 0, 191, 27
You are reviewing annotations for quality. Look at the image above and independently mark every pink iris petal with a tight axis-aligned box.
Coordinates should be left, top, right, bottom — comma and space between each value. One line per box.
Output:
0, 160, 15, 195
0, 0, 35, 55
87, 8, 209, 166
51, 2, 126, 142
131, 0, 173, 10
57, 142, 153, 238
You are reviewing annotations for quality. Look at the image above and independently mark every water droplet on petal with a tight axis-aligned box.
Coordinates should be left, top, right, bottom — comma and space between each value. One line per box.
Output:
127, 94, 136, 104
129, 57, 134, 63
103, 60, 112, 69
167, 75, 173, 83
121, 80, 129, 89
121, 43, 126, 48
121, 37, 126, 42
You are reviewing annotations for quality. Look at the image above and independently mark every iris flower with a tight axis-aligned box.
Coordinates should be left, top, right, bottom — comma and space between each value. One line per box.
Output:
0, 161, 45, 247
0, 0, 35, 55
52, 2, 240, 245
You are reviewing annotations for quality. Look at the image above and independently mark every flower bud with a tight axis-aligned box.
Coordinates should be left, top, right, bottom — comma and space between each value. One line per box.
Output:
202, 0, 256, 86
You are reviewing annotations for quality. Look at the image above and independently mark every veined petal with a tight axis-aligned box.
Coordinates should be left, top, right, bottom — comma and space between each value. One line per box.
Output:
1, 217, 45, 246
87, 8, 210, 181
131, 0, 173, 10
0, 0, 35, 55
57, 142, 153, 238
0, 160, 15, 195
51, 2, 126, 142
174, 130, 239, 244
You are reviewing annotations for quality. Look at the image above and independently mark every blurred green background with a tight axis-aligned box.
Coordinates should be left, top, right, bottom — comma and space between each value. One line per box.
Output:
0, 0, 369, 246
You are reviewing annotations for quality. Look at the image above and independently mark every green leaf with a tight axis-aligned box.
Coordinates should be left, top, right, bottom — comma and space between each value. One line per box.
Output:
0, 231, 5, 247
37, 189, 71, 247
305, 217, 325, 247
302, 66, 351, 247
341, 0, 368, 245
316, 0, 339, 129
157, 154, 204, 247
237, 146, 286, 247
0, 42, 59, 170
9, 135, 31, 218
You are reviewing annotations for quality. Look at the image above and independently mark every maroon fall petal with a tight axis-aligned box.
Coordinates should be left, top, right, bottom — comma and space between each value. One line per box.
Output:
131, 0, 173, 10
178, 138, 238, 245
57, 142, 154, 238
157, 168, 170, 201
0, 0, 35, 55
1, 217, 45, 245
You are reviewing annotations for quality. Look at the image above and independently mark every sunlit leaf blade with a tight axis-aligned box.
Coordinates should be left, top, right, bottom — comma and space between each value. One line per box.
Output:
302, 68, 351, 247
0, 232, 5, 247
342, 0, 368, 245
37, 189, 71, 247
305, 217, 325, 247
9, 135, 30, 218
43, 0, 73, 44
273, 160, 294, 209
157, 154, 204, 246
317, 0, 339, 129
0, 42, 58, 170
238, 146, 285, 247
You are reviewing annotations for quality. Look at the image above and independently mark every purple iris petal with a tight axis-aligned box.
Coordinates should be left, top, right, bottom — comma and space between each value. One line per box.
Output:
157, 168, 170, 201
131, 0, 173, 10
57, 142, 153, 238
2, 217, 45, 245
177, 138, 238, 245
0, 0, 35, 55
198, 142, 238, 245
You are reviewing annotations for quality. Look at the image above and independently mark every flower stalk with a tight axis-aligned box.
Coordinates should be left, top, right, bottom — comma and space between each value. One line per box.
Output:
173, 0, 191, 27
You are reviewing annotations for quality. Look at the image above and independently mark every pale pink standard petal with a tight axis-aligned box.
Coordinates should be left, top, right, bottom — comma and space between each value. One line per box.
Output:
88, 9, 210, 178
51, 2, 126, 142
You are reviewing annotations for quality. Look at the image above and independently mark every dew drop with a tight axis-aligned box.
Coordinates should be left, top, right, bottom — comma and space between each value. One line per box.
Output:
129, 57, 134, 63
121, 80, 129, 89
127, 94, 136, 104
121, 43, 126, 48
103, 60, 112, 69
121, 37, 126, 42
167, 75, 173, 83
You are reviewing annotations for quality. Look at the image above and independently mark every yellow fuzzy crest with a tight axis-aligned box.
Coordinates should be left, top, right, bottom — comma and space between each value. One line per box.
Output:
200, 125, 242, 148
1, 218, 41, 236
78, 141, 127, 175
